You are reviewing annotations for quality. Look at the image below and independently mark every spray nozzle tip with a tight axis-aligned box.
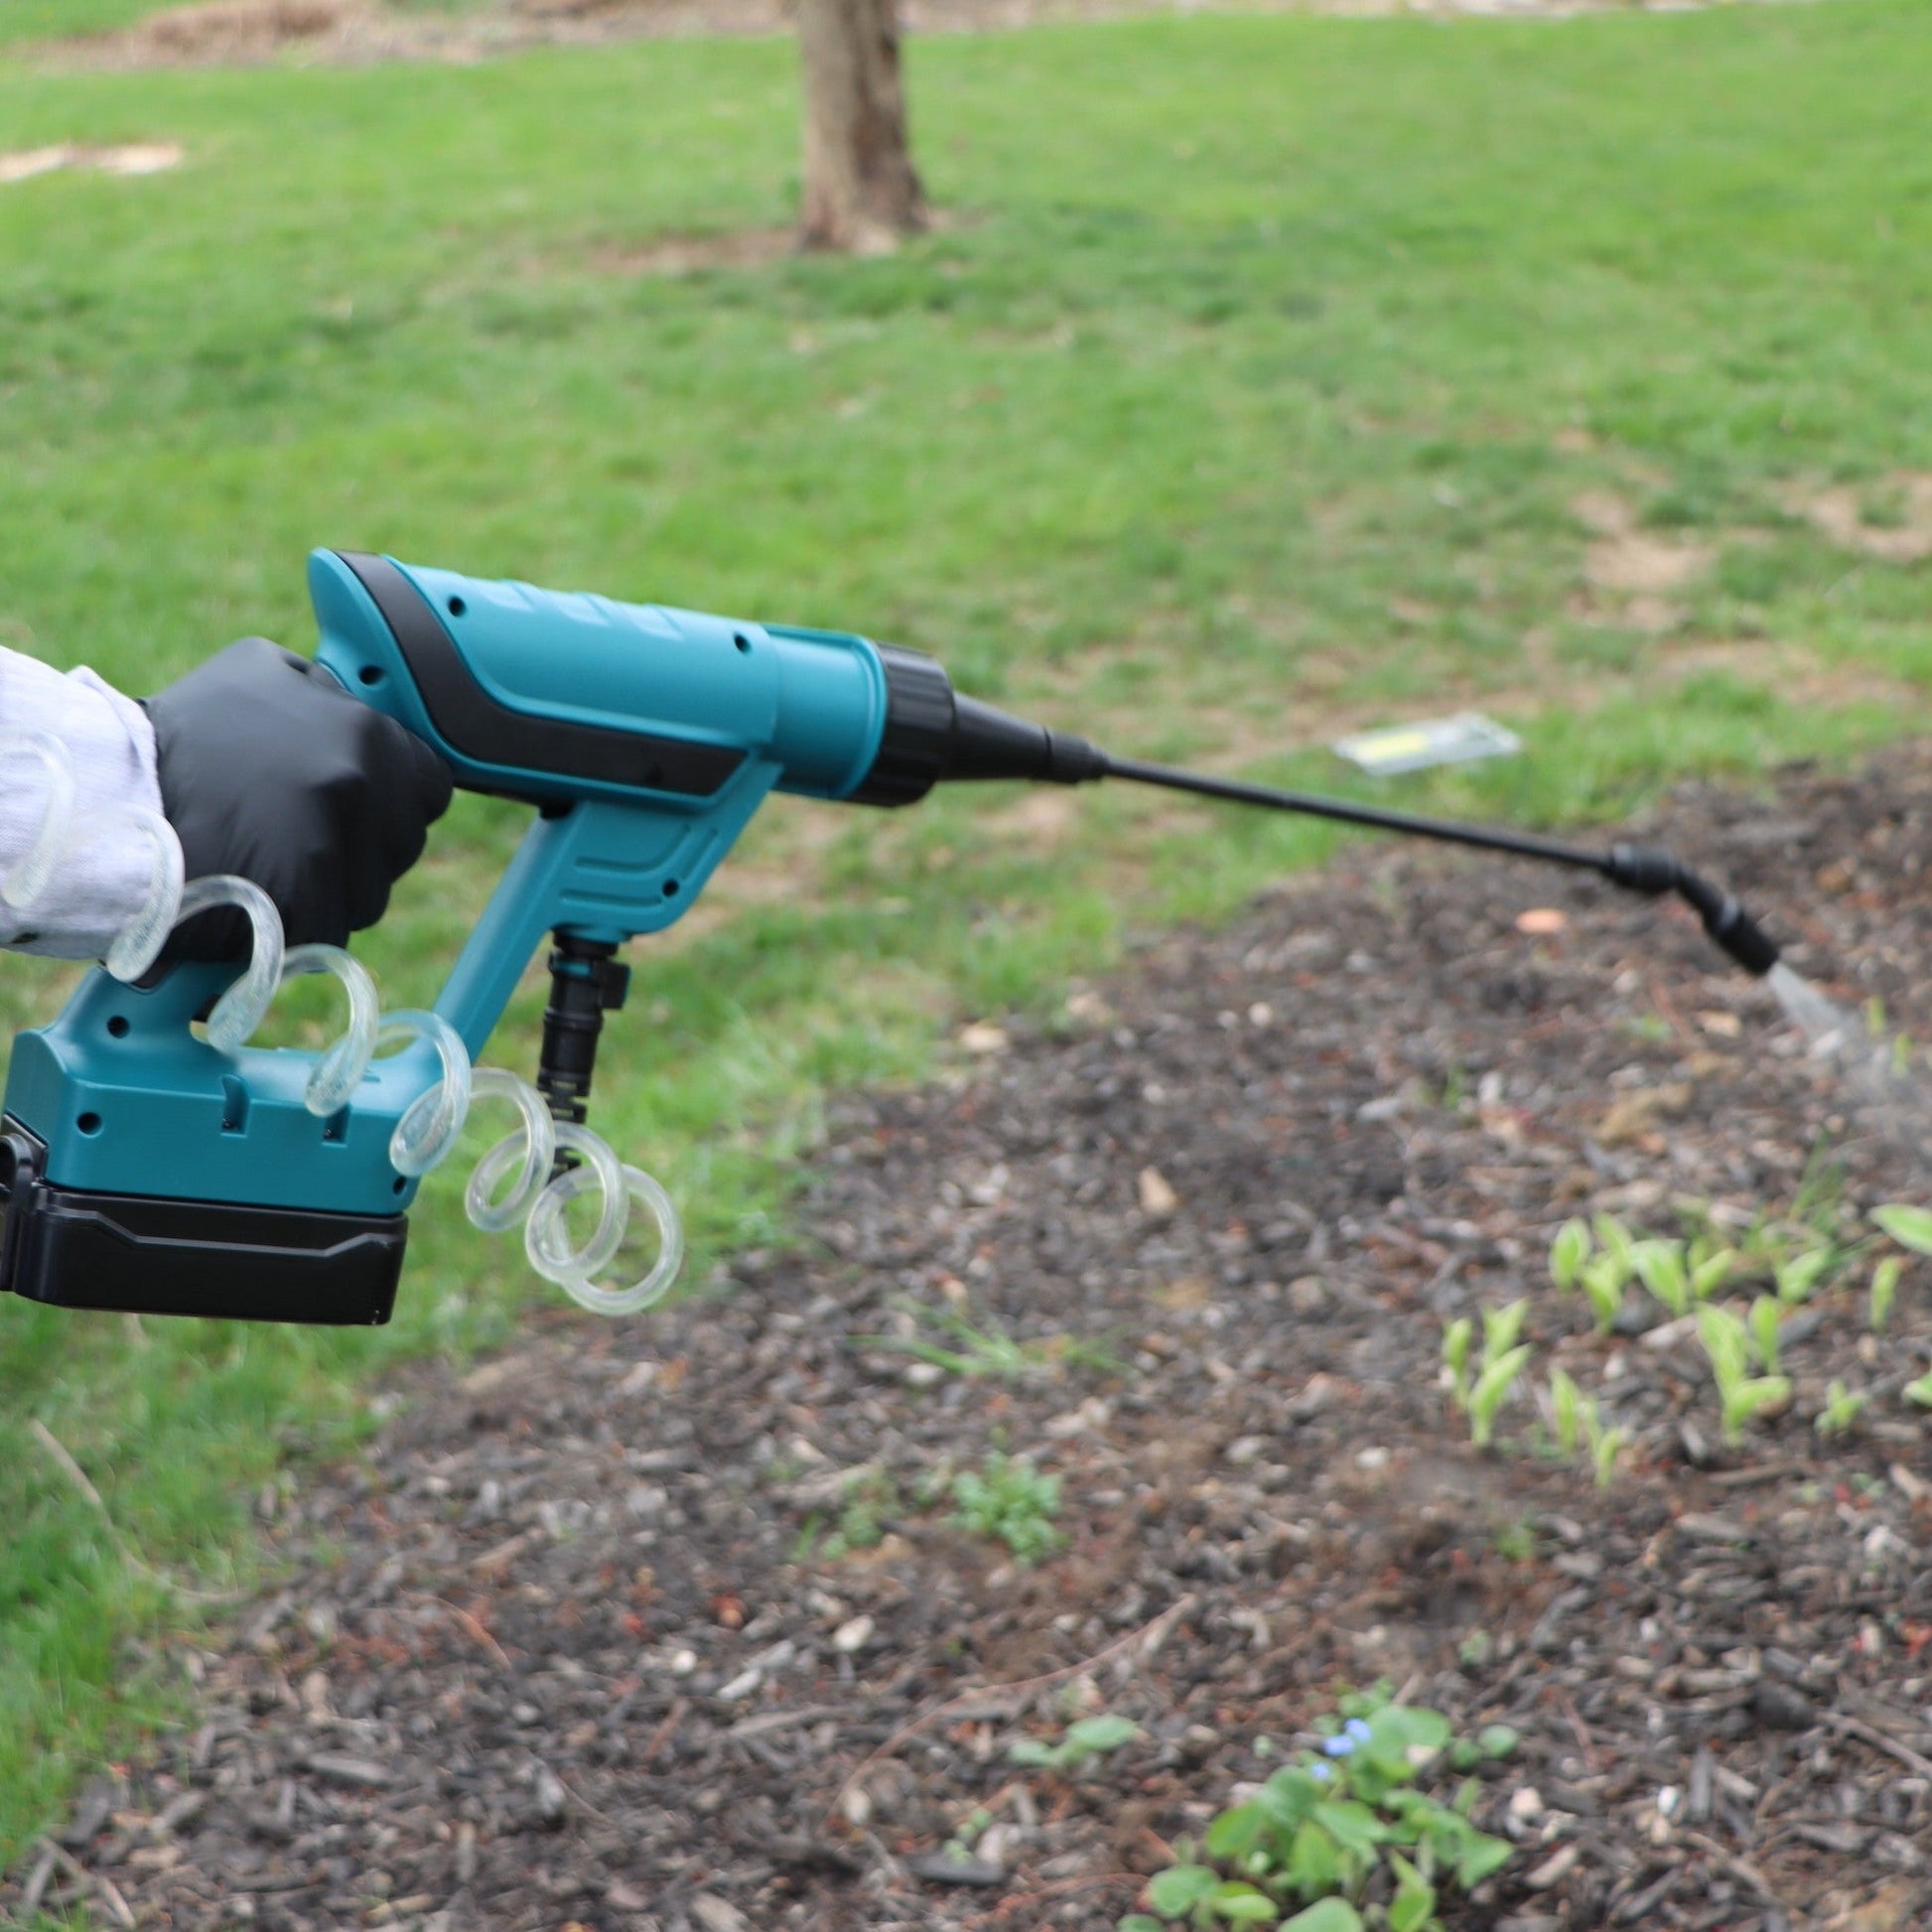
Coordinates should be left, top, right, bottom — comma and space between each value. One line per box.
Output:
1604, 844, 1779, 975
1697, 896, 1781, 977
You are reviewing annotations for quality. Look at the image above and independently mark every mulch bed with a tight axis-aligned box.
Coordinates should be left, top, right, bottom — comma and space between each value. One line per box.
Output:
10, 745, 1932, 1932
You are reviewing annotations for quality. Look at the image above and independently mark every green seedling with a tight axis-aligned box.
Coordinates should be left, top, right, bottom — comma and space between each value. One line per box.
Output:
1441, 1318, 1473, 1406
864, 1298, 1055, 1381
1815, 1379, 1867, 1437
1690, 1249, 1734, 1303
1904, 1371, 1932, 1409
1872, 1203, 1932, 1256
1632, 1240, 1691, 1318
1135, 1693, 1510, 1931
952, 1451, 1062, 1566
1748, 1295, 1783, 1375
1479, 1301, 1528, 1369
1698, 1306, 1791, 1445
817, 1469, 897, 1559
1591, 1214, 1636, 1284
1545, 1369, 1618, 1483
1700, 1304, 1748, 1386
1583, 1409, 1624, 1489
1463, 1346, 1531, 1450
1011, 1713, 1141, 1772
1774, 1246, 1832, 1307
1578, 1256, 1626, 1335
1549, 1220, 1591, 1293
1870, 1256, 1901, 1333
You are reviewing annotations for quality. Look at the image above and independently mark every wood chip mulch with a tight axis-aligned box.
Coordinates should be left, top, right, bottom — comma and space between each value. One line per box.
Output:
10, 744, 1932, 1932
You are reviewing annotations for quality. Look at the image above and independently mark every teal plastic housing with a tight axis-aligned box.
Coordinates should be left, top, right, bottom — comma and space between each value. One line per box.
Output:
5, 965, 440, 1213
3, 555, 896, 1218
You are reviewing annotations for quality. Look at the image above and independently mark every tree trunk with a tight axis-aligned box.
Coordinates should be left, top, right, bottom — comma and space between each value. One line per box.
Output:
797, 0, 925, 253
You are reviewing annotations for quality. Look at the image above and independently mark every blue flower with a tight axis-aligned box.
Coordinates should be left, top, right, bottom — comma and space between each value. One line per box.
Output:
1323, 1718, 1372, 1758
1309, 1759, 1333, 1781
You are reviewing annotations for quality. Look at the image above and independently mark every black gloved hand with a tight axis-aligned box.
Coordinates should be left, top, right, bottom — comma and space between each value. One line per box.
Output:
146, 637, 454, 962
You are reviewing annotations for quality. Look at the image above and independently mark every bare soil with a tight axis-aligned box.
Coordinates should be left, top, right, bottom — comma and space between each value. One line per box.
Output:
10, 743, 1932, 1932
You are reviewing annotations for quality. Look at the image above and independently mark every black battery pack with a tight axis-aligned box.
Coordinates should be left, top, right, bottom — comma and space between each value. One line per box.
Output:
0, 1121, 406, 1325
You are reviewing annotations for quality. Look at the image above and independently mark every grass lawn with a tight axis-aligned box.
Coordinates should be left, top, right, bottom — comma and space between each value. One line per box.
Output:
0, 0, 173, 48
1, 0, 1929, 1869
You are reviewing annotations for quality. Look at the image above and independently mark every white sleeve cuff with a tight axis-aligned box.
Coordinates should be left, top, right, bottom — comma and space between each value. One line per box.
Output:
0, 651, 166, 961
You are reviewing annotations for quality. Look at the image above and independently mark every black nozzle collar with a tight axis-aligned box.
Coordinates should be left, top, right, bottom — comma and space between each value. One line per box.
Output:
942, 695, 1107, 786
1605, 843, 1779, 975
849, 646, 956, 808
850, 650, 1108, 805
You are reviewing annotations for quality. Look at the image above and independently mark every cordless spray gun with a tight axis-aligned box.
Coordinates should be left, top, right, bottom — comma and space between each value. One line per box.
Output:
0, 551, 1783, 1327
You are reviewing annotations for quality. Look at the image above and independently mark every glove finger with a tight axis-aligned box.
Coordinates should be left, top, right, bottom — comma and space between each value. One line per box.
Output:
351, 722, 446, 909
403, 729, 455, 824
329, 766, 408, 939
153, 904, 252, 968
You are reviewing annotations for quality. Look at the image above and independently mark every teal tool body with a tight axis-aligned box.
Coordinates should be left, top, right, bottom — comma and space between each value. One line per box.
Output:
0, 552, 1782, 1326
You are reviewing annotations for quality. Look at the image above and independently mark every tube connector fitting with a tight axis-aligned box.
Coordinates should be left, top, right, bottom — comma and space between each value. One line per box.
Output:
1673, 870, 1781, 977
1604, 843, 1779, 976
1604, 843, 1682, 896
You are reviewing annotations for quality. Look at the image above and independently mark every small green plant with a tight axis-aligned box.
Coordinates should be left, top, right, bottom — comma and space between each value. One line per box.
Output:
1549, 1219, 1591, 1293
1444, 1304, 1532, 1449
1690, 1247, 1734, 1302
1632, 1239, 1691, 1318
1582, 1405, 1624, 1488
817, 1469, 897, 1559
1748, 1295, 1783, 1375
1773, 1246, 1832, 1307
1815, 1379, 1867, 1437
953, 1451, 1062, 1565
1870, 1256, 1901, 1333
1011, 1713, 1141, 1772
1129, 1693, 1511, 1931
1578, 1254, 1626, 1335
1536, 1370, 1622, 1485
1871, 1203, 1932, 1255
863, 1299, 1056, 1381
1698, 1307, 1791, 1446
1441, 1318, 1472, 1407
1459, 1339, 1530, 1450
1480, 1302, 1527, 1365
1592, 1213, 1636, 1280
1446, 1307, 1531, 1449
1492, 1518, 1536, 1564
1904, 1369, 1932, 1408
1555, 1216, 1738, 1325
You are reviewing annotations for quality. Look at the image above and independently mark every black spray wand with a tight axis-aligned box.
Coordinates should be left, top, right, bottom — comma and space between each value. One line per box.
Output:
917, 688, 1782, 978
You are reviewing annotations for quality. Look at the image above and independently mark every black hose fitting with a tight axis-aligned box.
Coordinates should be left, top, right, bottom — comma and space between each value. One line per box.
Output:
1604, 843, 1682, 896
536, 933, 630, 1133
850, 651, 1108, 804
1604, 843, 1778, 975
1673, 869, 1781, 977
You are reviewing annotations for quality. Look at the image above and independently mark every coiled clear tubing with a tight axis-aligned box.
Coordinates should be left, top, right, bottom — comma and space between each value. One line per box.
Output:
0, 733, 682, 1316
